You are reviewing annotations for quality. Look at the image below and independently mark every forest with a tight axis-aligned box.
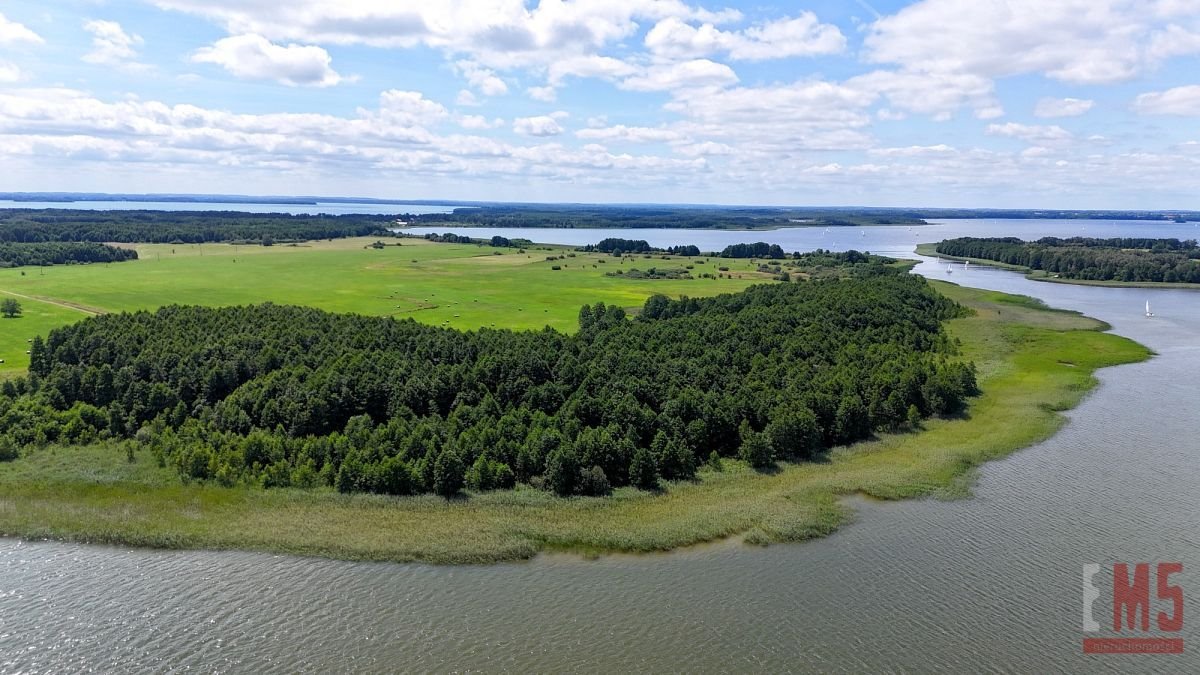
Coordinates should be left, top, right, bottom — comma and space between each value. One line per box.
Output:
579, 239, 702, 256
0, 209, 395, 244
936, 237, 1200, 283
720, 242, 787, 259
0, 241, 139, 267
0, 268, 977, 497
407, 205, 926, 229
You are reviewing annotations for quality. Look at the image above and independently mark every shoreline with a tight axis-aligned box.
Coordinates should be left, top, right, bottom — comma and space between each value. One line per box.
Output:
0, 281, 1151, 565
916, 243, 1200, 290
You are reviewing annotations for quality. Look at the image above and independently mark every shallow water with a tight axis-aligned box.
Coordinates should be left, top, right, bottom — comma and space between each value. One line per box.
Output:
2, 219, 1198, 673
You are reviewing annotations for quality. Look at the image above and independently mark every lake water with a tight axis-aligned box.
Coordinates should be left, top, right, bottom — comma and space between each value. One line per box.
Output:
3, 219, 1198, 673
0, 200, 454, 216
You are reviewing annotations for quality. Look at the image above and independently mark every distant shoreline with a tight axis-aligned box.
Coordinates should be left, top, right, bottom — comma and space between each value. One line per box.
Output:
1, 195, 1196, 222
916, 243, 1200, 290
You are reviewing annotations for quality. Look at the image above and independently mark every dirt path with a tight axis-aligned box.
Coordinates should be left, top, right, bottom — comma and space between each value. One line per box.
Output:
0, 289, 105, 315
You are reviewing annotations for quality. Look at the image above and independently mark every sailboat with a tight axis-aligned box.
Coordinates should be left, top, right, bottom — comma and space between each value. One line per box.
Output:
1145, 301, 1154, 317
945, 262, 953, 275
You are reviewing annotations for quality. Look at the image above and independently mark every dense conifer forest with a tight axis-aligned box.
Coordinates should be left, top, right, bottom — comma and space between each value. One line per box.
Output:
0, 210, 394, 244
936, 237, 1200, 283
0, 242, 138, 267
0, 268, 976, 497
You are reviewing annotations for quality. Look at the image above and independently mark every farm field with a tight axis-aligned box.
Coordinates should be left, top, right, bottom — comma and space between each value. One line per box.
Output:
0, 237, 770, 377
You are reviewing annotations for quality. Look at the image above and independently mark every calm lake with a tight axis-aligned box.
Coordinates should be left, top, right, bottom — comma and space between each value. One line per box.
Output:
2, 219, 1197, 673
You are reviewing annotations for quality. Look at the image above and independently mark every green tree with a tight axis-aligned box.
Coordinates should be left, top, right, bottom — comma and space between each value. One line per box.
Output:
0, 298, 20, 318
906, 404, 922, 429
0, 436, 17, 462
765, 404, 821, 459
544, 445, 579, 496
629, 446, 659, 490
738, 421, 775, 469
432, 449, 465, 497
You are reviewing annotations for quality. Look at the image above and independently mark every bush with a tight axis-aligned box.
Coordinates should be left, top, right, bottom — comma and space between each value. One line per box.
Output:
0, 437, 17, 462
577, 465, 612, 496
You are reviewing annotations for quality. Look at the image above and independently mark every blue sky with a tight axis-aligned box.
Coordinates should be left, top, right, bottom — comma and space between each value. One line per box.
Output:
1, 0, 1199, 208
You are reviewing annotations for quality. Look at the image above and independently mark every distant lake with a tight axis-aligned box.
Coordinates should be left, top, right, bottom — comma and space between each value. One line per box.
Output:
3, 218, 1198, 672
404, 217, 1200, 253
0, 200, 455, 216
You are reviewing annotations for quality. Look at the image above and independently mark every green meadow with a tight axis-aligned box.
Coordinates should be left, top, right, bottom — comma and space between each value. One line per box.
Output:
0, 269, 1150, 564
0, 237, 769, 378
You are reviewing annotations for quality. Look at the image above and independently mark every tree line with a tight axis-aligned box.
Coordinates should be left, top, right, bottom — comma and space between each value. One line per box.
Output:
0, 209, 394, 244
0, 267, 976, 495
720, 242, 787, 259
407, 205, 925, 229
578, 239, 702, 256
936, 237, 1200, 283
0, 241, 139, 268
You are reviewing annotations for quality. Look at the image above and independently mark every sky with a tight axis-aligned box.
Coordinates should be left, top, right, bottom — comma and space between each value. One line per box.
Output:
1, 1, 1199, 208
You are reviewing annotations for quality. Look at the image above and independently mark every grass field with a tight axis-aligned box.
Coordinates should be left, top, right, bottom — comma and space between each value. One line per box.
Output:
916, 242, 1200, 289
0, 278, 1150, 564
0, 237, 772, 378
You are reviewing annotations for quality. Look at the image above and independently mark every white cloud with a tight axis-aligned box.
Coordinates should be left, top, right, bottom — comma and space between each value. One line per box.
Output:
986, 122, 1073, 144
513, 111, 568, 136
849, 69, 999, 119
869, 144, 956, 157
455, 60, 507, 96
527, 86, 557, 102
1034, 97, 1094, 118
865, 0, 1200, 86
82, 20, 145, 68
372, 90, 449, 127
620, 59, 738, 92
1133, 85, 1200, 115
0, 88, 709, 190
576, 125, 685, 143
547, 55, 637, 85
458, 114, 504, 130
0, 12, 43, 45
644, 13, 845, 61
0, 61, 21, 82
193, 34, 343, 87
673, 140, 733, 156
149, 0, 741, 71
859, 0, 1200, 119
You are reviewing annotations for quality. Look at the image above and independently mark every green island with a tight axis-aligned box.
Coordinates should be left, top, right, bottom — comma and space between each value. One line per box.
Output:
919, 237, 1200, 288
0, 225, 1149, 564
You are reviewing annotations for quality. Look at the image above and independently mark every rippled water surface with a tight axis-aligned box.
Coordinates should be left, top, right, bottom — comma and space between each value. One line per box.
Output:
3, 219, 1198, 673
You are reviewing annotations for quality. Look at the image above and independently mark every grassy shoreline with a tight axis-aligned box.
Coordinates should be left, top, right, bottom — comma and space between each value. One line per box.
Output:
0, 281, 1150, 564
916, 243, 1200, 289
